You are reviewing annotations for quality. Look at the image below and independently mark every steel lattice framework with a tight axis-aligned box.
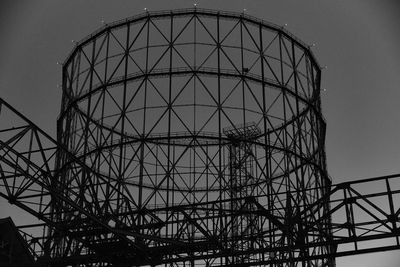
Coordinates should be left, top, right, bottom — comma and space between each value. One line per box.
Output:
0, 8, 400, 267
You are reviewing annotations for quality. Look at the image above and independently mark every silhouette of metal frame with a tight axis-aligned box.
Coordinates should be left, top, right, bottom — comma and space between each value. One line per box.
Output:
0, 8, 398, 267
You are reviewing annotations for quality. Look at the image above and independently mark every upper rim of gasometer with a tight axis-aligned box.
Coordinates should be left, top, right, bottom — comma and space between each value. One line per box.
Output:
63, 8, 321, 74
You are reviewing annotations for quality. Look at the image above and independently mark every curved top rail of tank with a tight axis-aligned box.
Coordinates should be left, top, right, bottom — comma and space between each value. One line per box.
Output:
62, 7, 321, 70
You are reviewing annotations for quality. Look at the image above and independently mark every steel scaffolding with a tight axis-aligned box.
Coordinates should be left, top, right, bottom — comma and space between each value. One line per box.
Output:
0, 8, 399, 267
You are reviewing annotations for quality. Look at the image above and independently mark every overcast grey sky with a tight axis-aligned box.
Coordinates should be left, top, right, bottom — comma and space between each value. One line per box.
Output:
1, 1, 400, 266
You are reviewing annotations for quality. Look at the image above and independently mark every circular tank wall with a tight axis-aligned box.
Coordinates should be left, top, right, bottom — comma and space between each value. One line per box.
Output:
57, 8, 332, 266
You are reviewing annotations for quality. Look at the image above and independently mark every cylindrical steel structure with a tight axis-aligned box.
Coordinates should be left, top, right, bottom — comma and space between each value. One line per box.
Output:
57, 8, 332, 266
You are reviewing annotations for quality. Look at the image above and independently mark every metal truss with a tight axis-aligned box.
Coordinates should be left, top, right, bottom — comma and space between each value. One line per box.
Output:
208, 173, 400, 266
0, 7, 399, 267
0, 98, 155, 265
2, 101, 400, 265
